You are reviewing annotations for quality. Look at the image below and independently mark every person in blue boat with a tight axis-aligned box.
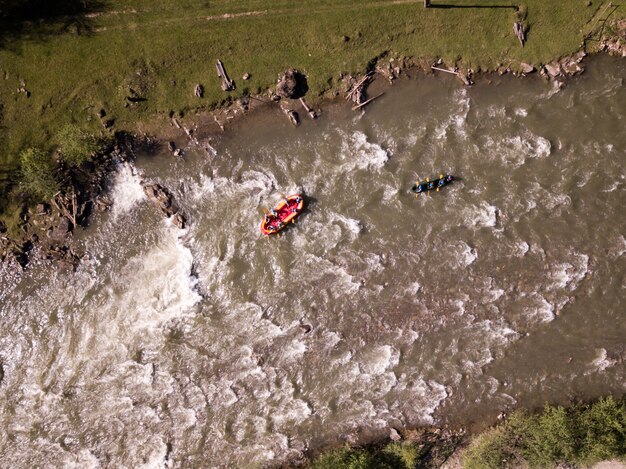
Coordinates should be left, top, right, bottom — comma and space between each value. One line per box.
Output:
438, 178, 445, 188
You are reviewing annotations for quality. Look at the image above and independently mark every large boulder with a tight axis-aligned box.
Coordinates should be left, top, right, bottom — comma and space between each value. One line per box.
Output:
276, 69, 308, 99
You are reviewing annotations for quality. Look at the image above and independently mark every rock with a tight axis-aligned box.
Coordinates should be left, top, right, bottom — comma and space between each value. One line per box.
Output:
143, 183, 173, 214
49, 218, 71, 240
563, 60, 583, 75
544, 63, 562, 78
95, 196, 112, 212
242, 73, 251, 80
0, 220, 6, 233
103, 119, 115, 129
167, 141, 176, 152
520, 62, 535, 74
276, 68, 308, 99
285, 109, 300, 126
173, 148, 182, 158
194, 84, 204, 98
299, 324, 312, 334
36, 203, 50, 216
389, 428, 402, 441
172, 213, 186, 229
97, 108, 106, 118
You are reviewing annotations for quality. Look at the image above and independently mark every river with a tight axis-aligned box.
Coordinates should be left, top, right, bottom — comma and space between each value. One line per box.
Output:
0, 56, 624, 468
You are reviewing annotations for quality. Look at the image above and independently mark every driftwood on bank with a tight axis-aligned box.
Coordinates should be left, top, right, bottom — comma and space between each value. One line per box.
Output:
51, 189, 79, 230
345, 71, 374, 103
514, 21, 526, 47
216, 59, 235, 91
352, 92, 384, 111
431, 66, 474, 86
299, 98, 317, 119
282, 108, 300, 126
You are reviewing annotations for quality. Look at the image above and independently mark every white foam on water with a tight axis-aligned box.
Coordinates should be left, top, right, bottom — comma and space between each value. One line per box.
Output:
602, 181, 620, 192
334, 214, 363, 239
514, 107, 528, 117
358, 345, 400, 376
394, 377, 449, 424
271, 399, 312, 429
382, 184, 399, 203
514, 241, 530, 257
280, 339, 307, 363
434, 88, 470, 140
484, 132, 552, 167
406, 282, 421, 296
586, 348, 617, 374
464, 202, 498, 228
109, 163, 146, 218
547, 254, 589, 292
527, 294, 556, 323
450, 241, 478, 268
339, 131, 389, 172
115, 230, 201, 333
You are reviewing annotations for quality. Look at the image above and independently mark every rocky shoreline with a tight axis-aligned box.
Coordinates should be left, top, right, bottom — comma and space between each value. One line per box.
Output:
1, 24, 624, 273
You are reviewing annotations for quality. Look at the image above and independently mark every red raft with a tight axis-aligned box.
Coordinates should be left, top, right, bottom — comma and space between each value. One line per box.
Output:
260, 194, 305, 235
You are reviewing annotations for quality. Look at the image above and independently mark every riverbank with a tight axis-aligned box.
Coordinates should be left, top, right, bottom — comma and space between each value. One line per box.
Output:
304, 396, 625, 469
1, 1, 624, 217
2, 44, 626, 269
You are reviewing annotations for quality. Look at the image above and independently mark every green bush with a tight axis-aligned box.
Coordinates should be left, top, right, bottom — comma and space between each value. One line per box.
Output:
462, 398, 626, 469
311, 447, 375, 469
382, 442, 424, 468
311, 444, 409, 469
578, 397, 626, 465
19, 147, 59, 200
56, 124, 101, 167
463, 425, 519, 469
523, 405, 575, 468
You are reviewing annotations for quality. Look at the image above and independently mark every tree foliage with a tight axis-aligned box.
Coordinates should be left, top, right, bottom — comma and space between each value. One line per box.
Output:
19, 147, 59, 200
56, 124, 101, 167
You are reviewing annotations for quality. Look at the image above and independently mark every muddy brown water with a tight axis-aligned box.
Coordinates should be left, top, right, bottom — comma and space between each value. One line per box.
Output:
0, 56, 624, 467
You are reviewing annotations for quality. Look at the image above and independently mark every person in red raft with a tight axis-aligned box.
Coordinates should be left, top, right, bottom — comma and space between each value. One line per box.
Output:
260, 194, 305, 235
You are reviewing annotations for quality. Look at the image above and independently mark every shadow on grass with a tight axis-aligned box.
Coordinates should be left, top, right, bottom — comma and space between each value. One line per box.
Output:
429, 4, 517, 9
0, 0, 108, 50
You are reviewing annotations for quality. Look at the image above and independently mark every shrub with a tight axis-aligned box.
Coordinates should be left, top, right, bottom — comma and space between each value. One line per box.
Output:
522, 405, 575, 468
19, 147, 59, 200
311, 447, 374, 469
578, 396, 626, 465
56, 124, 101, 167
462, 398, 626, 469
462, 425, 519, 469
381, 441, 424, 468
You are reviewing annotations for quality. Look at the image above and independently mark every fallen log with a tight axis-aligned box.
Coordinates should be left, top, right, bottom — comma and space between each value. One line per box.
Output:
431, 66, 459, 75
346, 72, 374, 101
514, 21, 526, 47
283, 108, 300, 126
352, 92, 384, 111
299, 98, 317, 119
216, 59, 235, 91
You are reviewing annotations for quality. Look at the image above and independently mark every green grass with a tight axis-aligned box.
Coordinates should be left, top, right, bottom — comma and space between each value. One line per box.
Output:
0, 0, 622, 216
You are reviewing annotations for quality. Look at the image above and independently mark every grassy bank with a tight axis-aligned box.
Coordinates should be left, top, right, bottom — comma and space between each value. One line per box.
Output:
0, 0, 623, 219
308, 396, 626, 469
